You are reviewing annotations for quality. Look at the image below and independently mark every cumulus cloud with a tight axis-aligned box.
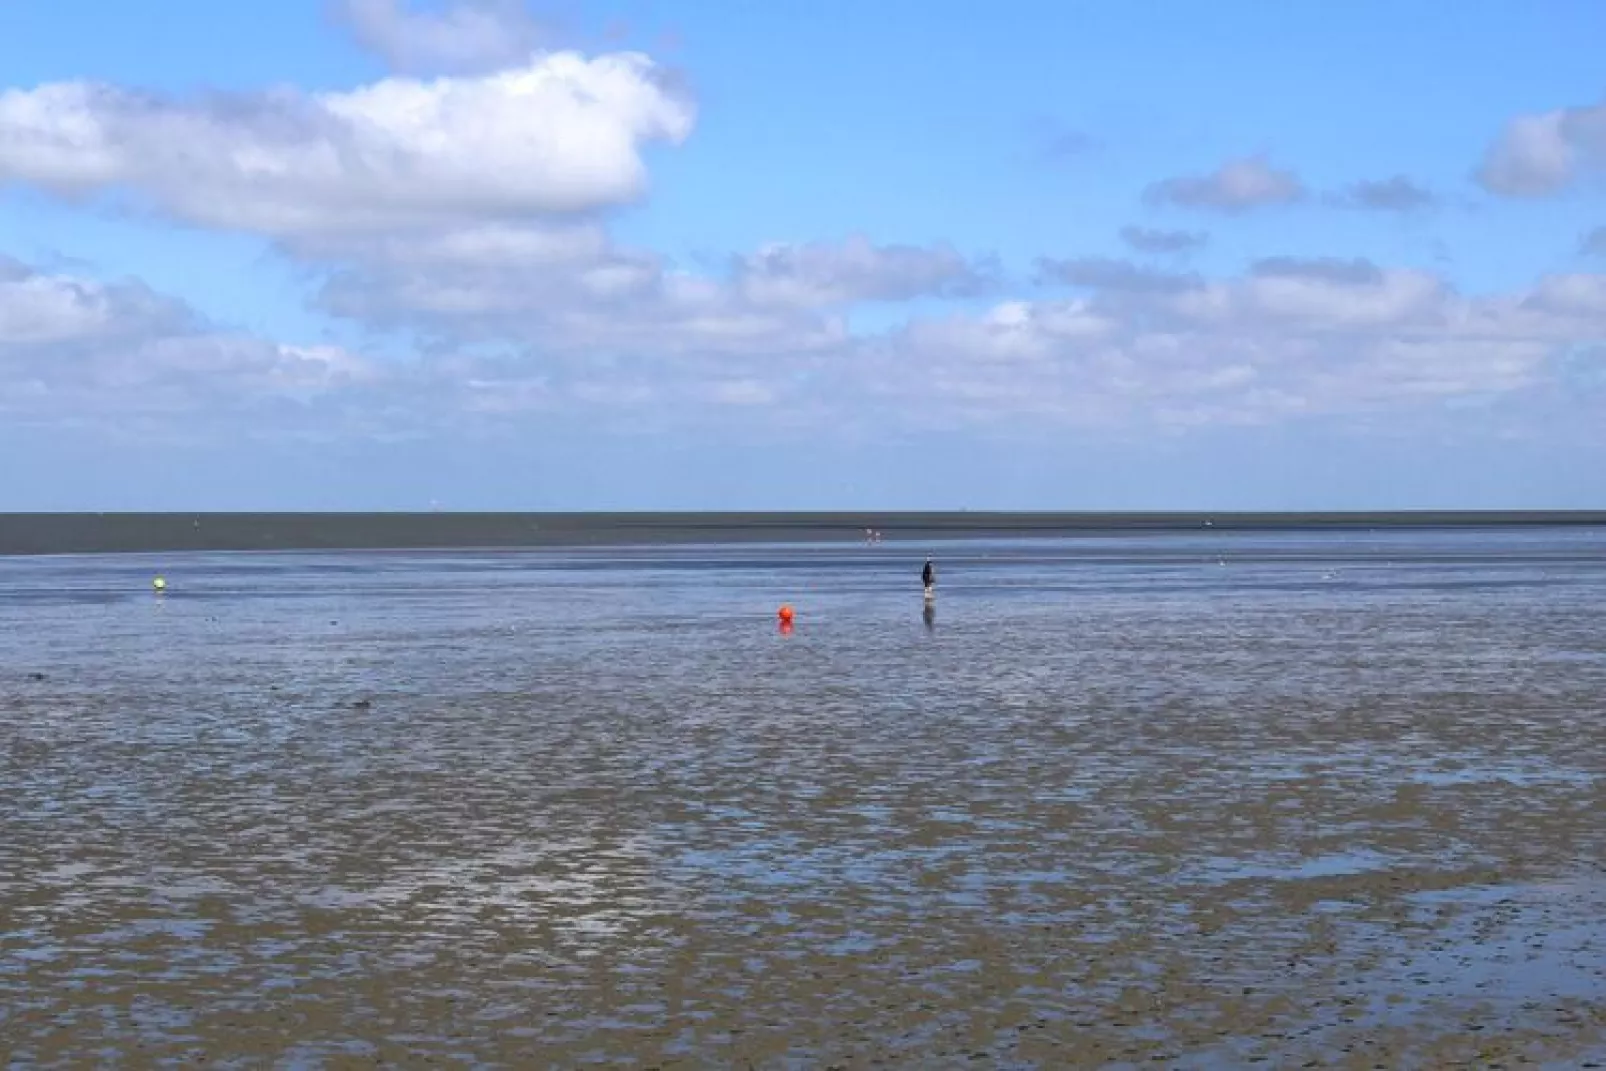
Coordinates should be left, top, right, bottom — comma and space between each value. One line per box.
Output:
1523, 272, 1606, 317
0, 257, 373, 425
0, 54, 989, 382
1, 48, 1600, 438
1478, 98, 1606, 197
733, 235, 997, 308
1118, 226, 1208, 254
297, 219, 999, 372
333, 0, 542, 73
1035, 256, 1201, 293
313, 225, 977, 363
1144, 155, 1306, 213
0, 255, 186, 347
1249, 256, 1384, 285
0, 51, 694, 232
4, 246, 1601, 436
310, 234, 1600, 430
852, 261, 1599, 431
1330, 176, 1437, 212
1172, 261, 1445, 331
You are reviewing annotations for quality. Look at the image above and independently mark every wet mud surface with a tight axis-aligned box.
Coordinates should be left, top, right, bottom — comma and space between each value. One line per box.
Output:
3, 529, 1606, 1066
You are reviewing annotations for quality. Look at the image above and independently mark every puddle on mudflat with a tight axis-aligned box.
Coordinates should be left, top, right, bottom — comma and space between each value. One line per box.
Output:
1410, 760, 1599, 788
1380, 880, 1606, 1003
1183, 848, 1400, 884
1183, 880, 1606, 1068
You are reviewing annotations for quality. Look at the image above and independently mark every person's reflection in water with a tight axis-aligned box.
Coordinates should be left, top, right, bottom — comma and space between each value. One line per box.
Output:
922, 601, 936, 632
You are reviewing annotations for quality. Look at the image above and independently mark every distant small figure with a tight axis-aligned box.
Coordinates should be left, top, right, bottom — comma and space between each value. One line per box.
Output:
921, 557, 935, 601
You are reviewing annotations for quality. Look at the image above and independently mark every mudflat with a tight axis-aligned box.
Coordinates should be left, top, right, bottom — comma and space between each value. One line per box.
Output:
3, 528, 1604, 1066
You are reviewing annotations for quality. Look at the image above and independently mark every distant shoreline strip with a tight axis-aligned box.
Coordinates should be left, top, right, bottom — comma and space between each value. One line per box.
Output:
1, 511, 1602, 557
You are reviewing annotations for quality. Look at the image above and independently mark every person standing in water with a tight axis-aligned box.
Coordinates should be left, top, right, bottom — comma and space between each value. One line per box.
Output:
921, 557, 935, 600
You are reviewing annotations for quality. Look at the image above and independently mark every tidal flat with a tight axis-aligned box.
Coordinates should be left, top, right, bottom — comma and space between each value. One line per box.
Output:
3, 527, 1605, 1066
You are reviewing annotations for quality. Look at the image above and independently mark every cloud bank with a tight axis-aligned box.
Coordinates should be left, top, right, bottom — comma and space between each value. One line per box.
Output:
0, 10, 1601, 447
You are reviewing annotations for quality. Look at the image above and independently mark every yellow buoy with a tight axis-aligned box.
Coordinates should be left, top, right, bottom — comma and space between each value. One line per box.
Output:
153, 576, 167, 593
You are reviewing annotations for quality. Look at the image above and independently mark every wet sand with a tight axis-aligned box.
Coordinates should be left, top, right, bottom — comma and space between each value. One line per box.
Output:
2, 533, 1605, 1066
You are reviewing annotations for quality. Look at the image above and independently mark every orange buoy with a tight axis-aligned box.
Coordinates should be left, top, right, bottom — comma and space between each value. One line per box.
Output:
777, 604, 795, 624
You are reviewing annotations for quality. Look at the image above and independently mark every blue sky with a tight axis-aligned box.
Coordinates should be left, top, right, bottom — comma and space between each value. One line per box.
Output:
1, 0, 1603, 509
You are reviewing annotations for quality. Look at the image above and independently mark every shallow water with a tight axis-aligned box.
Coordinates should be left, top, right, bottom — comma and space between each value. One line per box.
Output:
3, 527, 1606, 1066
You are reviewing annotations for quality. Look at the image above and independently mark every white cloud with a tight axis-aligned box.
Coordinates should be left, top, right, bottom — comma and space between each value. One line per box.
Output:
1037, 256, 1201, 293
706, 379, 778, 406
4, 248, 1602, 437
846, 258, 1604, 432
733, 235, 995, 309
1144, 155, 1306, 213
0, 258, 375, 425
1170, 264, 1444, 330
0, 256, 185, 346
0, 45, 1600, 441
1329, 175, 1437, 212
309, 223, 1000, 369
1478, 99, 1606, 197
0, 51, 694, 233
1525, 272, 1606, 317
314, 227, 850, 360
333, 0, 542, 74
0, 52, 992, 381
